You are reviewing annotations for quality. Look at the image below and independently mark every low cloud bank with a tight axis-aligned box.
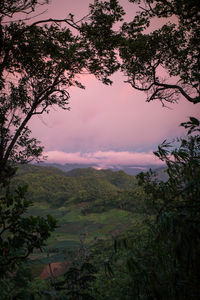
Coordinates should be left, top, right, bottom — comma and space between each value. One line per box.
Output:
44, 150, 164, 167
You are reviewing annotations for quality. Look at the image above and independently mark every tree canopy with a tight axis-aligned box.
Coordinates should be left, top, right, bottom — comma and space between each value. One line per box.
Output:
0, 0, 124, 181
119, 0, 200, 105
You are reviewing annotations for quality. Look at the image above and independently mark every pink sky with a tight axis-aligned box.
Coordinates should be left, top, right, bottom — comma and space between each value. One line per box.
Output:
29, 0, 200, 167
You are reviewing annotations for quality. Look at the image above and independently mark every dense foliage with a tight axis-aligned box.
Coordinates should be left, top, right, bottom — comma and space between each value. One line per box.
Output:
119, 0, 200, 105
79, 118, 199, 300
12, 165, 145, 213
108, 118, 200, 299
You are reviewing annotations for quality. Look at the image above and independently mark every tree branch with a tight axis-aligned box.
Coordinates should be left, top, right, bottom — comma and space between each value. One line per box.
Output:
154, 82, 200, 104
124, 80, 155, 91
3, 67, 67, 165
125, 78, 199, 104
1, 9, 48, 24
0, 247, 33, 267
1, 0, 49, 19
30, 18, 80, 30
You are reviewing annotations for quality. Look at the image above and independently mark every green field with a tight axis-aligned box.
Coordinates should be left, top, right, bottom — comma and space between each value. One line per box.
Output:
14, 165, 147, 271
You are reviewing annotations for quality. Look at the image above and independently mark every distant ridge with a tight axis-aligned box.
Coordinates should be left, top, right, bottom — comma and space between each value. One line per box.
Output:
35, 162, 162, 176
14, 163, 167, 211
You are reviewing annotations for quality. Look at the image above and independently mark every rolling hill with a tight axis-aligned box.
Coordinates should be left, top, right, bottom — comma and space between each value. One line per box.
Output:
10, 164, 156, 276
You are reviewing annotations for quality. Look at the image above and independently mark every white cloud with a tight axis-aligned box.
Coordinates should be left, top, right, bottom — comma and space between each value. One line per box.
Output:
44, 150, 164, 166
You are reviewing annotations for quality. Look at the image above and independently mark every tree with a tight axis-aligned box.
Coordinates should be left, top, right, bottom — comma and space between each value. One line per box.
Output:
106, 2, 200, 298
136, 118, 200, 298
0, 0, 124, 181
49, 234, 97, 300
110, 118, 200, 299
119, 0, 200, 105
0, 0, 124, 287
0, 184, 57, 299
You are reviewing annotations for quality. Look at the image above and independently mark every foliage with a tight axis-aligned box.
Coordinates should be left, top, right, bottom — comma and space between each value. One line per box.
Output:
12, 165, 145, 213
109, 118, 200, 299
138, 118, 200, 298
0, 184, 57, 279
0, 265, 38, 300
0, 0, 124, 181
54, 262, 97, 300
83, 219, 149, 300
0, 0, 124, 294
43, 234, 97, 300
119, 0, 200, 105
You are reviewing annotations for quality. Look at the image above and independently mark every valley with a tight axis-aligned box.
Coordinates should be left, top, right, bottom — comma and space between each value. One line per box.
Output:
12, 164, 149, 277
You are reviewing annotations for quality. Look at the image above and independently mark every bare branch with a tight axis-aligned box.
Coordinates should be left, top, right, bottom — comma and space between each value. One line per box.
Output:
124, 80, 155, 91
0, 0, 49, 18
3, 69, 66, 163
30, 18, 80, 30
154, 82, 200, 104
1, 9, 48, 24
74, 13, 91, 25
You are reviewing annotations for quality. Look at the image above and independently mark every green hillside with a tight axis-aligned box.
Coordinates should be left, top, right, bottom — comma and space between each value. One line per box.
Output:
10, 164, 146, 271
12, 165, 142, 210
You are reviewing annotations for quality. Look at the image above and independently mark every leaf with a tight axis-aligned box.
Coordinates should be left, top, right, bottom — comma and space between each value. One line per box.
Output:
189, 117, 199, 126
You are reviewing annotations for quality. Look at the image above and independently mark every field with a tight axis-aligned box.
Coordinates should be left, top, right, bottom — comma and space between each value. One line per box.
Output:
14, 165, 148, 277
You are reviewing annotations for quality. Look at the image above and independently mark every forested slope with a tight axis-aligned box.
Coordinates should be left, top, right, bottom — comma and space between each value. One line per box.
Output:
10, 164, 147, 266
12, 165, 145, 212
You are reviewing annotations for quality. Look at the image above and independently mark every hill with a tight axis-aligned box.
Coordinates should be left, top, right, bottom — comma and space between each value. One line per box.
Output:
11, 164, 147, 276
12, 165, 140, 208
36, 162, 163, 175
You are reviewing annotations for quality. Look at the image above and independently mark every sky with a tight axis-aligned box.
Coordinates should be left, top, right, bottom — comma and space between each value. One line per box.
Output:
29, 0, 199, 168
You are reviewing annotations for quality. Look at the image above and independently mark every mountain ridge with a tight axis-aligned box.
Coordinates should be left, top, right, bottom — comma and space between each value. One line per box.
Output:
35, 162, 164, 176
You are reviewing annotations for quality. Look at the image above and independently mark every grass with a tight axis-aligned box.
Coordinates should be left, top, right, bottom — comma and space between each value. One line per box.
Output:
27, 198, 146, 276
29, 204, 142, 245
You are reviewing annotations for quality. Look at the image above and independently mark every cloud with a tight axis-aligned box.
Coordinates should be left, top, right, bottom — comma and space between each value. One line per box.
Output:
44, 150, 164, 167
30, 72, 200, 155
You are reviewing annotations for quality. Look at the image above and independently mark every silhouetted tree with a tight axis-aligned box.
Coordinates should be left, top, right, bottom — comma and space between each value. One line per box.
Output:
0, 0, 124, 291
0, 0, 124, 181
119, 0, 200, 105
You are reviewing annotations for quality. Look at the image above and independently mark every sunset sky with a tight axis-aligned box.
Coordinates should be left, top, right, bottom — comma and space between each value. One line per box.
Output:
29, 0, 199, 167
